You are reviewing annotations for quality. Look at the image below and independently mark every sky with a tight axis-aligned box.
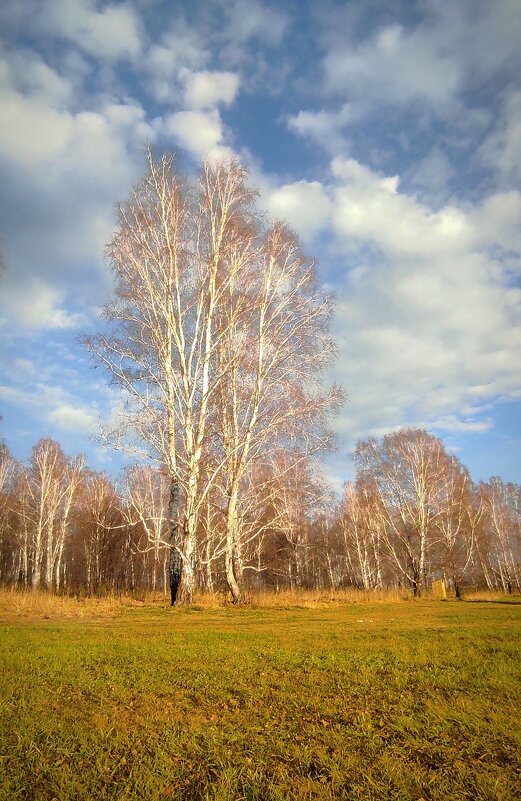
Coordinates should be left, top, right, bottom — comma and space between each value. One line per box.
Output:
0, 0, 520, 489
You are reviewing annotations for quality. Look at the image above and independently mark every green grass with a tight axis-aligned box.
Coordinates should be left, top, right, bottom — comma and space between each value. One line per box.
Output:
1, 597, 520, 800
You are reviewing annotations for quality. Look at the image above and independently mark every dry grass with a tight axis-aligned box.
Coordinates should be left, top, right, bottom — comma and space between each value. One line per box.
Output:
0, 585, 514, 623
0, 585, 423, 622
463, 588, 518, 602
0, 588, 156, 620
242, 586, 413, 607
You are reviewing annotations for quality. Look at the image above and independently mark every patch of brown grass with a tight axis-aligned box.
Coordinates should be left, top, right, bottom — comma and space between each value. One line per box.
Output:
1, 585, 513, 621
463, 589, 518, 602
0, 588, 161, 621
243, 587, 413, 608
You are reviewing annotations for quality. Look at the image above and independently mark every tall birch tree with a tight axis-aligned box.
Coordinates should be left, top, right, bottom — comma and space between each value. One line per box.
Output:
86, 151, 339, 603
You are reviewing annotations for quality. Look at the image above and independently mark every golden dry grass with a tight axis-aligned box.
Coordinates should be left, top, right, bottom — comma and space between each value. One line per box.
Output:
0, 585, 434, 623
0, 585, 511, 623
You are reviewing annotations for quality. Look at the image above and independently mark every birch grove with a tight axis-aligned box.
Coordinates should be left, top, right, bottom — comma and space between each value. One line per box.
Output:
0, 430, 519, 595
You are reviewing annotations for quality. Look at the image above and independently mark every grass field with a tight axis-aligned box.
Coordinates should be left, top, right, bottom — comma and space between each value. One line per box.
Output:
0, 592, 520, 800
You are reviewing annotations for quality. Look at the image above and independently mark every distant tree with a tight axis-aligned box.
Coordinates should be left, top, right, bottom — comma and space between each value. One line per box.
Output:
0, 442, 19, 585
480, 478, 521, 593
123, 464, 169, 592
18, 439, 84, 590
72, 470, 126, 594
355, 429, 449, 596
339, 479, 384, 590
432, 455, 480, 598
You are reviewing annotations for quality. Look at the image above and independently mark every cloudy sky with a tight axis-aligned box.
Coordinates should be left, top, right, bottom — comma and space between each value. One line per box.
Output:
0, 0, 520, 486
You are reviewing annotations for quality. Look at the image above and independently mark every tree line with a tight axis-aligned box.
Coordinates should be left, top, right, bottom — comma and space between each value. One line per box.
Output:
0, 429, 519, 598
1, 152, 519, 602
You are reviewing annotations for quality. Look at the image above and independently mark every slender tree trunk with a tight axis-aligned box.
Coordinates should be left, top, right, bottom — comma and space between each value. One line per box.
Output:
32, 527, 43, 590
225, 491, 243, 603
205, 536, 214, 593
55, 535, 66, 592
168, 477, 182, 605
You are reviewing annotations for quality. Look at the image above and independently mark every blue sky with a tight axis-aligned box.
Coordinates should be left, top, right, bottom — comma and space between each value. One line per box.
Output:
0, 0, 520, 488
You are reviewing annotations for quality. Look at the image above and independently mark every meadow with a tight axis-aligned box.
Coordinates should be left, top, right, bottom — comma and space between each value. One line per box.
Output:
0, 591, 520, 800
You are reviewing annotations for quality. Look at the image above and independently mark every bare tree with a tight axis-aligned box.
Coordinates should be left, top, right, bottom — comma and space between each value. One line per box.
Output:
85, 151, 339, 604
433, 456, 479, 598
214, 222, 341, 601
123, 464, 169, 592
73, 470, 127, 594
84, 153, 261, 603
0, 442, 19, 585
339, 480, 384, 590
17, 439, 82, 590
480, 478, 521, 593
355, 429, 448, 596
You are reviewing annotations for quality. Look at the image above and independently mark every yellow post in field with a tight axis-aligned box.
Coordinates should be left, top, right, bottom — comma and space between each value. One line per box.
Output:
431, 578, 447, 599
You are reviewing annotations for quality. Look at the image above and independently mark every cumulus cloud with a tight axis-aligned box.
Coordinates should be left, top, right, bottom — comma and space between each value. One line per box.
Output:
330, 158, 474, 258
0, 280, 88, 331
0, 50, 74, 108
145, 21, 209, 103
224, 0, 288, 46
184, 71, 240, 109
48, 404, 97, 433
37, 0, 143, 63
217, 0, 290, 67
326, 158, 521, 442
288, 104, 352, 155
323, 22, 461, 110
162, 109, 234, 162
321, 1, 521, 119
406, 147, 455, 202
267, 181, 332, 241
0, 55, 156, 325
479, 89, 521, 188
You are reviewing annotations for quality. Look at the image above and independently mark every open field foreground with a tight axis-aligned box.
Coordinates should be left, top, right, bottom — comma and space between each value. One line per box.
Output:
1, 595, 520, 801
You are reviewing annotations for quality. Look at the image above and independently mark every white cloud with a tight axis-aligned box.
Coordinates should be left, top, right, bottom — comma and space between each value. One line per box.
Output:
0, 378, 98, 436
0, 60, 155, 324
224, 0, 288, 45
431, 416, 494, 433
48, 404, 97, 433
330, 158, 473, 258
325, 159, 521, 442
288, 104, 352, 155
471, 190, 521, 255
218, 0, 290, 67
0, 280, 87, 330
162, 109, 234, 161
480, 90, 521, 187
1, 50, 74, 108
324, 22, 461, 110
407, 147, 455, 200
11, 358, 36, 378
38, 0, 143, 63
0, 91, 73, 168
267, 181, 332, 241
145, 21, 209, 103
184, 71, 240, 109
0, 383, 65, 416
320, 2, 521, 123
